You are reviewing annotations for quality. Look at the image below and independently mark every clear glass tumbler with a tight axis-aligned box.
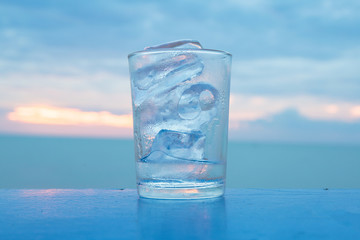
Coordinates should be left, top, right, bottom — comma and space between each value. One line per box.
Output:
128, 47, 231, 199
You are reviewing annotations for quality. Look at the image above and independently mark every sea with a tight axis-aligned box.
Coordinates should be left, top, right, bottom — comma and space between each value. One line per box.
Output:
0, 134, 359, 189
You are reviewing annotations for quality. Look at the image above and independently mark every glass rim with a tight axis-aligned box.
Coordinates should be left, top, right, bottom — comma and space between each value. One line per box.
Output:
128, 48, 232, 59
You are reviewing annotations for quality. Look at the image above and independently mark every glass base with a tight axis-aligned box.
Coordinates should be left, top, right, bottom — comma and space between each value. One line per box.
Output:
137, 181, 225, 199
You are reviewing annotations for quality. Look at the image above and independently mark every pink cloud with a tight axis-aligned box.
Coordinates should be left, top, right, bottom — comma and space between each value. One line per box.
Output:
2, 105, 133, 138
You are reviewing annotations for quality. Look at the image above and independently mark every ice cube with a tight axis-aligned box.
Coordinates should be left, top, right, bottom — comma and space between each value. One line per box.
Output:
133, 85, 188, 159
178, 83, 219, 120
135, 83, 220, 159
135, 82, 185, 125
133, 54, 204, 106
145, 40, 203, 50
140, 150, 182, 164
177, 89, 201, 120
199, 89, 217, 111
141, 129, 206, 162
134, 54, 203, 90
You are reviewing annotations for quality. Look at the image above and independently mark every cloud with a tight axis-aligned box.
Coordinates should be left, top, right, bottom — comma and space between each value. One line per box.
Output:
8, 105, 133, 128
2, 95, 360, 142
229, 94, 360, 130
229, 108, 360, 143
0, 0, 164, 56
299, 0, 360, 20
232, 52, 360, 100
1, 0, 360, 142
0, 71, 132, 112
2, 0, 360, 61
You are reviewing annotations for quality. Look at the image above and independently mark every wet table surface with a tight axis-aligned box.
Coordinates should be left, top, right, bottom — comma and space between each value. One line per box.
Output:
0, 189, 359, 240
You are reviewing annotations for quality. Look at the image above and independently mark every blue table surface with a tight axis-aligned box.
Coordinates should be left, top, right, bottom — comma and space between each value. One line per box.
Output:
0, 189, 359, 240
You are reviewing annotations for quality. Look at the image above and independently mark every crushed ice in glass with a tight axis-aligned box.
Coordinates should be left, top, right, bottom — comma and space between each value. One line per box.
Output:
133, 40, 219, 164
142, 130, 205, 162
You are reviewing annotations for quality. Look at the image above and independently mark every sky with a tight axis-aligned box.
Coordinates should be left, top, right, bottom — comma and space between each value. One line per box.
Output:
1, 0, 360, 143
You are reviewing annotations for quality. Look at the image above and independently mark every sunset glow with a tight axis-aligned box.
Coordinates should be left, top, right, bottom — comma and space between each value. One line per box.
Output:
8, 106, 133, 128
229, 94, 360, 123
351, 106, 360, 117
325, 105, 339, 114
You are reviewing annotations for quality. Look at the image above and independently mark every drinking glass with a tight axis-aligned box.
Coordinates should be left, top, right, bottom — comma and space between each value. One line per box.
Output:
128, 47, 231, 199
